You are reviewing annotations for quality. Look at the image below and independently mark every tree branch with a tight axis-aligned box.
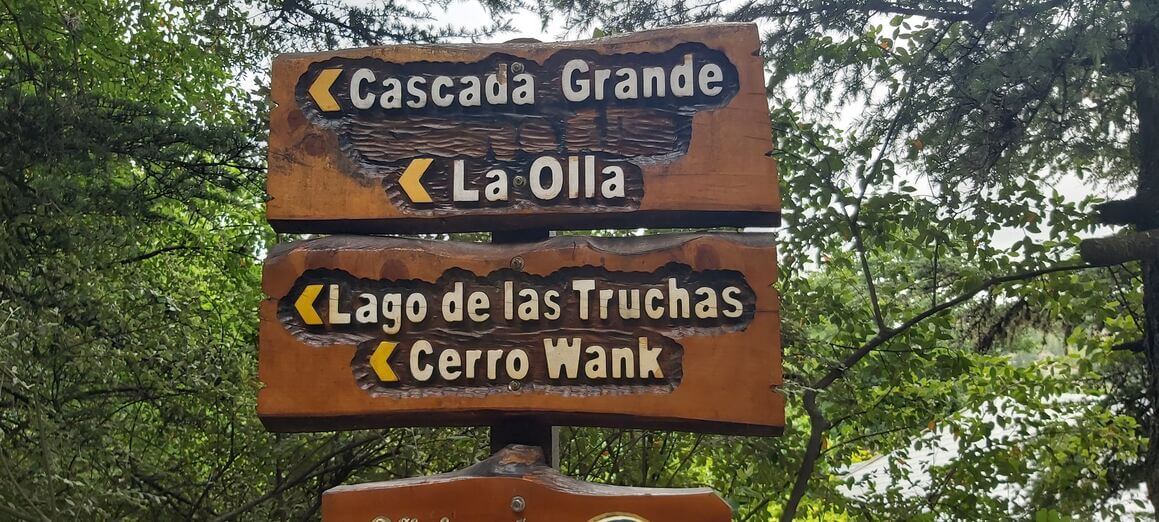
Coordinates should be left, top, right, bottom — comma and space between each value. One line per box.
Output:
780, 390, 829, 522
1080, 230, 1159, 266
814, 262, 1093, 391
1112, 339, 1145, 353
1093, 196, 1153, 226
113, 245, 199, 266
211, 436, 380, 521
849, 219, 888, 332
778, 261, 1096, 520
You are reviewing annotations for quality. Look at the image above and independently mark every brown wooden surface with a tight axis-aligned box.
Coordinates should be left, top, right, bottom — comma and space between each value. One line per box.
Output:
258, 233, 783, 435
322, 445, 732, 522
267, 23, 779, 234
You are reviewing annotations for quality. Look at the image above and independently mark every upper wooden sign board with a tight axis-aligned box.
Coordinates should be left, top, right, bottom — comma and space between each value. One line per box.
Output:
267, 23, 778, 234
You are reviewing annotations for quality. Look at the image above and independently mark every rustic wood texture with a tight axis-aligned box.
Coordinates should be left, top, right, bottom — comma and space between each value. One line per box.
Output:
258, 233, 783, 435
322, 444, 732, 521
266, 23, 779, 234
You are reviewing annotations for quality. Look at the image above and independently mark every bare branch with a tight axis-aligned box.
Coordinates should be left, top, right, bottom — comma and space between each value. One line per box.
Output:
1080, 230, 1159, 266
814, 262, 1093, 391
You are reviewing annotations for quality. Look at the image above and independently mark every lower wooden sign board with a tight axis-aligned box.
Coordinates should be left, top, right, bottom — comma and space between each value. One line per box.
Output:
258, 232, 783, 435
322, 445, 732, 521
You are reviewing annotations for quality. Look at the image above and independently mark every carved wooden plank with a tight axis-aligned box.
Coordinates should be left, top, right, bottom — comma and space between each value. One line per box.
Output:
267, 23, 779, 234
258, 233, 783, 435
322, 445, 733, 521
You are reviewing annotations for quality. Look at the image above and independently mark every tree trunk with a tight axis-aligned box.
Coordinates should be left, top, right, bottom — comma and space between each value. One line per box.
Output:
1143, 263, 1159, 516
1129, 1, 1159, 515
780, 391, 828, 522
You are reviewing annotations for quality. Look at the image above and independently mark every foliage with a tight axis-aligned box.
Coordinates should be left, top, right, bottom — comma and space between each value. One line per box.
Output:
0, 0, 265, 518
0, 0, 505, 519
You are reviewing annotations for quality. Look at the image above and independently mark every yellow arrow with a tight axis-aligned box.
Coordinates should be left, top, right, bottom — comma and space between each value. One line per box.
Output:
294, 284, 324, 325
369, 341, 398, 382
308, 68, 342, 112
400, 158, 434, 203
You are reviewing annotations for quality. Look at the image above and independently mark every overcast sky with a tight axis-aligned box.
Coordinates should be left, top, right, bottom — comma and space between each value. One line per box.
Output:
440, 0, 566, 42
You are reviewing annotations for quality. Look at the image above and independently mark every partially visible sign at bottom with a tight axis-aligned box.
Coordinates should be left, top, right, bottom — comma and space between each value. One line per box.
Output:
588, 514, 648, 522
322, 445, 730, 522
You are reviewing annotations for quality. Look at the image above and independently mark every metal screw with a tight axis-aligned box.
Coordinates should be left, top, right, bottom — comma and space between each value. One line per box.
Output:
511, 62, 525, 74
372, 517, 390, 522
513, 175, 527, 187
510, 256, 525, 271
508, 380, 523, 391
511, 495, 526, 512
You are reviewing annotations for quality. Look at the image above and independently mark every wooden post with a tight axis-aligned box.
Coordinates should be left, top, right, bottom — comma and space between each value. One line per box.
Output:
492, 229, 551, 244
489, 417, 560, 469
488, 229, 560, 467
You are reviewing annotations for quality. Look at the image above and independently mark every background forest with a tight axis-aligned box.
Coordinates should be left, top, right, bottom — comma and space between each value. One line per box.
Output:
1, 0, 1155, 520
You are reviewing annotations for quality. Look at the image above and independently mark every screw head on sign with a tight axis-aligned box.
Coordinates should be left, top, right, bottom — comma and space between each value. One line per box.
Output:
511, 62, 525, 74
511, 495, 526, 512
508, 380, 523, 391
510, 256, 525, 271
513, 175, 527, 187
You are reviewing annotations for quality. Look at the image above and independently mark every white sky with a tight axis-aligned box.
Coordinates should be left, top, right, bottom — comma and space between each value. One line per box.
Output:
439, 1, 566, 42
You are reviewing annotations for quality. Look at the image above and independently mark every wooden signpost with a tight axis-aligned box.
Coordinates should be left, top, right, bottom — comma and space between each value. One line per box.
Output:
259, 22, 781, 521
266, 23, 778, 234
